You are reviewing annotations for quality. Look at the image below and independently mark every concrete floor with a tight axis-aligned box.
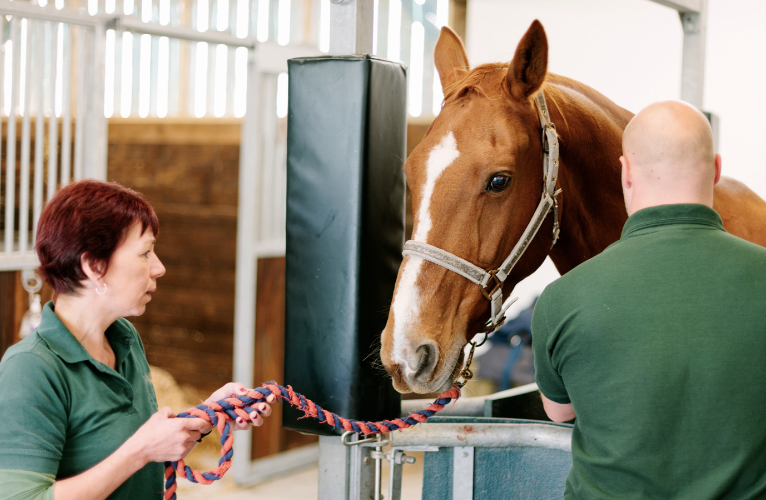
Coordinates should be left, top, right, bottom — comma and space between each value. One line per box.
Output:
177, 449, 425, 500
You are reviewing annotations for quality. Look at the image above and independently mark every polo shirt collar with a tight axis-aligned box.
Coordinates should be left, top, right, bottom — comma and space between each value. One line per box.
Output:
37, 301, 135, 366
621, 203, 724, 239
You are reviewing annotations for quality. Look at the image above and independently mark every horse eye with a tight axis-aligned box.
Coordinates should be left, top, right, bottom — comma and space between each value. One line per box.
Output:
487, 174, 511, 193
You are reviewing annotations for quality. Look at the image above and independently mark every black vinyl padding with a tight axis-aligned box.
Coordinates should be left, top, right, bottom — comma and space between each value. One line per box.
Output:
283, 55, 406, 435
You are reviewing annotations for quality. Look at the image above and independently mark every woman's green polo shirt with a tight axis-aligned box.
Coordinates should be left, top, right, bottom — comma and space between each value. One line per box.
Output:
0, 301, 164, 499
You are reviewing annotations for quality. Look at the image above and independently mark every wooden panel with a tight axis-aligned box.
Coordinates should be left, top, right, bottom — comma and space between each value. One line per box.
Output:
251, 257, 317, 460
0, 272, 16, 359
107, 121, 241, 396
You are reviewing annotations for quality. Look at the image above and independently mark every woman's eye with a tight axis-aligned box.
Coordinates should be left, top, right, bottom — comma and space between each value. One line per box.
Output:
487, 174, 511, 193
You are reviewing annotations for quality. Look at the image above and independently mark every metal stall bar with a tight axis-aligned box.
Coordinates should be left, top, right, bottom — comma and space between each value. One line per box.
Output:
19, 19, 32, 254
648, 0, 707, 108
47, 22, 59, 203
60, 24, 72, 185
33, 21, 45, 242
231, 33, 323, 494
73, 25, 87, 180
4, 18, 19, 258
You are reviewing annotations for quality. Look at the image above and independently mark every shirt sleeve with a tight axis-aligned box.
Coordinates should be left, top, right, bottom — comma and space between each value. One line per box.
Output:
0, 469, 54, 500
0, 352, 68, 475
532, 292, 571, 404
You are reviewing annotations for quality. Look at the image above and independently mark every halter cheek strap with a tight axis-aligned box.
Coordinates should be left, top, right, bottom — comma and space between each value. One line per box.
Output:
402, 91, 562, 338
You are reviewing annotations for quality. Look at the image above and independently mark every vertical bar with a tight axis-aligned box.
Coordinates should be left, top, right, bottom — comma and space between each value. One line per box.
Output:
679, 1, 707, 108
5, 18, 19, 255
0, 16, 8, 229
377, 0, 389, 57
258, 74, 276, 241
131, 26, 140, 116
317, 436, 350, 499
232, 47, 259, 482
19, 19, 32, 254
73, 26, 87, 180
150, 35, 159, 117
47, 22, 59, 202
87, 23, 107, 179
34, 21, 45, 241
61, 24, 72, 184
329, 0, 373, 54
453, 446, 475, 500
400, 0, 412, 69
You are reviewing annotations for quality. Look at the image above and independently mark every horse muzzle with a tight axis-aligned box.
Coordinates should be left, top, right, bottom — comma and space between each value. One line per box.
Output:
385, 340, 462, 394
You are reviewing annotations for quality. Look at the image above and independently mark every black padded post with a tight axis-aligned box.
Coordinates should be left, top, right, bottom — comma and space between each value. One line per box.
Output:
283, 55, 406, 435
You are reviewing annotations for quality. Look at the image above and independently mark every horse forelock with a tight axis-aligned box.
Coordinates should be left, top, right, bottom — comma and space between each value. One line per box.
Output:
443, 63, 510, 103
441, 64, 572, 134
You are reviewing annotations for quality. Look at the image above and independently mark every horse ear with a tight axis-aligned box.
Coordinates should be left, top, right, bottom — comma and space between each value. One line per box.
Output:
506, 20, 548, 101
434, 26, 470, 92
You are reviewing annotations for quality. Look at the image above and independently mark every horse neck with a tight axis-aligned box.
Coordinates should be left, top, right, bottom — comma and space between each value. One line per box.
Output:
543, 77, 633, 274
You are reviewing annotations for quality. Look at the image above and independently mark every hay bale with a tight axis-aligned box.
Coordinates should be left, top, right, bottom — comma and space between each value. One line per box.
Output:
149, 365, 222, 469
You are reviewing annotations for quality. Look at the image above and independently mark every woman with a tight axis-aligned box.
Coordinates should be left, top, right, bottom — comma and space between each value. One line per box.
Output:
0, 180, 274, 499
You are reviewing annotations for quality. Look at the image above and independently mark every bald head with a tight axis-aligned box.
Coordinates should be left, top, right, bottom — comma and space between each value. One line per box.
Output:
620, 100, 721, 215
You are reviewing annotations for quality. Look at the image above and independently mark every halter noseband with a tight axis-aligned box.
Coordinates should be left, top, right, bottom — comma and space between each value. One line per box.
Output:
402, 92, 562, 380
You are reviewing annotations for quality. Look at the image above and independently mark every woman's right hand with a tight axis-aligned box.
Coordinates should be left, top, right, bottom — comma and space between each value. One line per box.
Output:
128, 407, 210, 464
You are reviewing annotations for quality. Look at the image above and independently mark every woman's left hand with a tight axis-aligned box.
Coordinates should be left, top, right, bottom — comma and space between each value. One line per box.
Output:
204, 382, 276, 432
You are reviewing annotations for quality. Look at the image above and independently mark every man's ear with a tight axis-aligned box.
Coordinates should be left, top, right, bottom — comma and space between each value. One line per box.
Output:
713, 153, 722, 185
505, 20, 548, 101
434, 26, 470, 92
620, 155, 631, 190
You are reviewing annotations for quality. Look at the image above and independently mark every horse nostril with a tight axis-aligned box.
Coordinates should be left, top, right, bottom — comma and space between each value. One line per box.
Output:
414, 343, 439, 380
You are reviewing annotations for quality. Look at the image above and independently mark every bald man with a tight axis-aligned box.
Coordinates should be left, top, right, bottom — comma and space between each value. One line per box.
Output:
532, 101, 766, 499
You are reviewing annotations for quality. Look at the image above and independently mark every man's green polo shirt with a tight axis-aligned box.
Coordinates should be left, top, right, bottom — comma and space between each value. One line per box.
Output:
0, 301, 164, 499
533, 204, 766, 499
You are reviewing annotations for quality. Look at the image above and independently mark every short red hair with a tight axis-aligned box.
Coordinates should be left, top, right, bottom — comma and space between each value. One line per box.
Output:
36, 179, 159, 295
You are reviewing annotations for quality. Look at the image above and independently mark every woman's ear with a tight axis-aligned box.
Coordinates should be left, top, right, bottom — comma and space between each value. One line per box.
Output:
80, 254, 105, 286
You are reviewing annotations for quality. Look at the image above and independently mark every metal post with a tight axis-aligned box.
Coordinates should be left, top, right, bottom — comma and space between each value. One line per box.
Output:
329, 0, 373, 55
647, 0, 707, 108
86, 22, 108, 180
47, 21, 59, 202
453, 446, 474, 500
5, 18, 19, 255
61, 24, 72, 184
679, 1, 707, 108
19, 18, 32, 254
232, 46, 259, 483
33, 21, 45, 243
318, 436, 351, 499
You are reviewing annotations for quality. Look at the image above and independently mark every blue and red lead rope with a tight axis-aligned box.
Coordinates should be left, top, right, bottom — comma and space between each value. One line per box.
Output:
163, 382, 461, 500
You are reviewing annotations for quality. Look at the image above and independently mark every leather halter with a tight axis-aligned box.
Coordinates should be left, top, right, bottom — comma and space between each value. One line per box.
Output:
402, 91, 562, 342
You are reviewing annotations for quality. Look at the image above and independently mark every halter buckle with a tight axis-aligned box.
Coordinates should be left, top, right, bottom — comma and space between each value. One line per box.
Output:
480, 270, 503, 301
541, 122, 556, 154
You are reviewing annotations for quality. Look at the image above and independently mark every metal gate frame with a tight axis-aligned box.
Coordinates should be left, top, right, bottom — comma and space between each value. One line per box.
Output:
0, 0, 323, 485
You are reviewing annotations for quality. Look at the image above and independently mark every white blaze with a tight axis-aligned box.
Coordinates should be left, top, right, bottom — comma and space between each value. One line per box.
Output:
392, 132, 460, 371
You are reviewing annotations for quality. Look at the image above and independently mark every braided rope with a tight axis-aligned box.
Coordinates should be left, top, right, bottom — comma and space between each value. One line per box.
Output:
163, 381, 461, 500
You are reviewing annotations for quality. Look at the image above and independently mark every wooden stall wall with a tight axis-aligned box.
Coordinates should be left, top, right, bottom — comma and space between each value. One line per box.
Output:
106, 119, 241, 397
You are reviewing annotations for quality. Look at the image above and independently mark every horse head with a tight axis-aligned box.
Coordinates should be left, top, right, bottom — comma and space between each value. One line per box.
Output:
381, 21, 562, 394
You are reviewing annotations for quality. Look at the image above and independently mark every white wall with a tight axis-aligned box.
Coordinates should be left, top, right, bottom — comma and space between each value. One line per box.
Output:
462, 0, 766, 319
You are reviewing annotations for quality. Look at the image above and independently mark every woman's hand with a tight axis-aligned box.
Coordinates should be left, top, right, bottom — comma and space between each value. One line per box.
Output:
128, 407, 210, 464
205, 382, 276, 431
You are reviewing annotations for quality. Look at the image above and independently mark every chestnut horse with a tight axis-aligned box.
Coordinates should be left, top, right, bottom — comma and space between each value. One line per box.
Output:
380, 21, 766, 394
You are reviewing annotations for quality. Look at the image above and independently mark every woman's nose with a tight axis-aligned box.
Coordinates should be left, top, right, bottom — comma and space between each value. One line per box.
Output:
153, 256, 166, 278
